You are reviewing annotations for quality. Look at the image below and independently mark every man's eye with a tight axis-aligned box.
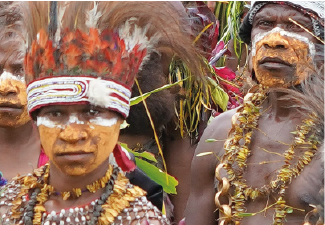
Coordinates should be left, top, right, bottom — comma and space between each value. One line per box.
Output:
49, 111, 62, 117
13, 67, 23, 75
288, 23, 305, 32
87, 109, 99, 116
258, 21, 273, 28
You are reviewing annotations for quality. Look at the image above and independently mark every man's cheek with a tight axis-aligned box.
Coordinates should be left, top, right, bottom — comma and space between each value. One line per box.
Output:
39, 126, 60, 157
92, 126, 120, 162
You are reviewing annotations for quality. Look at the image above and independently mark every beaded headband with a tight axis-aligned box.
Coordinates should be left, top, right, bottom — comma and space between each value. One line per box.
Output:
24, 6, 152, 118
27, 76, 131, 118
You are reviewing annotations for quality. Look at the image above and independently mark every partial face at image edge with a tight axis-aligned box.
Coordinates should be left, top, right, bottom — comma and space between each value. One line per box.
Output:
0, 71, 30, 127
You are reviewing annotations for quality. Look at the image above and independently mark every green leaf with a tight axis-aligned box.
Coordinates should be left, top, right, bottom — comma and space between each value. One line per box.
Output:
205, 138, 218, 143
286, 207, 293, 214
135, 158, 178, 194
211, 85, 229, 111
130, 79, 187, 106
207, 77, 229, 111
119, 142, 158, 163
132, 151, 158, 163
238, 213, 255, 217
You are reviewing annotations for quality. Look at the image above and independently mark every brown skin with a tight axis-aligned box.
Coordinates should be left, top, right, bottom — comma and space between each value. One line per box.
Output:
37, 105, 122, 176
37, 104, 164, 224
185, 4, 324, 224
37, 104, 123, 179
119, 53, 200, 223
164, 127, 197, 222
119, 127, 197, 223
0, 50, 40, 180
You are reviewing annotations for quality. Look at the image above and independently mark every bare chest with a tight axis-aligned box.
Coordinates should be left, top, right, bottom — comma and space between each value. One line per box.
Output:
244, 119, 297, 188
235, 118, 323, 224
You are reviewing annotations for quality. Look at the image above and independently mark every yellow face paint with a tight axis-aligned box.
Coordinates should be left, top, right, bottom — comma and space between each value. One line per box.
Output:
0, 72, 30, 127
252, 28, 316, 88
37, 106, 122, 176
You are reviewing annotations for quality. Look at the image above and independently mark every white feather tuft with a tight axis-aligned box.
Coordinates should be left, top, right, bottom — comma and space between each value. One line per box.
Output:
85, 1, 102, 29
118, 17, 159, 52
87, 78, 113, 108
118, 17, 160, 71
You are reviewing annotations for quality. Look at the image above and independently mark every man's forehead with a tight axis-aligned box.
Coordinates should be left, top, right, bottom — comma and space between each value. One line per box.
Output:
250, 1, 324, 24
0, 51, 23, 66
254, 4, 308, 19
0, 41, 24, 65
239, 1, 324, 44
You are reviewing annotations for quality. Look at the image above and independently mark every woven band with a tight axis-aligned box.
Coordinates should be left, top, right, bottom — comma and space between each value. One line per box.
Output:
27, 76, 131, 118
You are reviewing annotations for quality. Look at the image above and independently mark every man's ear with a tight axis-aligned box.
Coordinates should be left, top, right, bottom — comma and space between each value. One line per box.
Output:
247, 51, 253, 73
33, 119, 39, 130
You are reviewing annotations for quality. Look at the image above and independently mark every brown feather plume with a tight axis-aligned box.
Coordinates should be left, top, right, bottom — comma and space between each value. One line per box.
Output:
23, 1, 207, 80
22, 2, 211, 134
0, 2, 27, 70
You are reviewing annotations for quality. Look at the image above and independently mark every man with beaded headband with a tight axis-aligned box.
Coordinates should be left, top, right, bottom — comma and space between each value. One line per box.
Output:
185, 1, 324, 225
0, 1, 208, 224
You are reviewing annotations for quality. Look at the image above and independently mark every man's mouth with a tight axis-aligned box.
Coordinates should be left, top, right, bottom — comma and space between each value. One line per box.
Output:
0, 102, 23, 113
258, 57, 292, 68
56, 151, 94, 161
57, 151, 93, 156
0, 102, 23, 108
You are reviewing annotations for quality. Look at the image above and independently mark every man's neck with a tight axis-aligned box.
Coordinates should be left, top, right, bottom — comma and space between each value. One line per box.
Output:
264, 91, 297, 119
0, 121, 39, 152
45, 159, 114, 211
48, 159, 110, 192
0, 121, 41, 180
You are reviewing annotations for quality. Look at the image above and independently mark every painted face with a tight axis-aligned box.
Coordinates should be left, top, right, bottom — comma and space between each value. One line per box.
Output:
252, 28, 316, 87
251, 4, 318, 88
37, 104, 123, 176
0, 57, 30, 127
0, 38, 30, 127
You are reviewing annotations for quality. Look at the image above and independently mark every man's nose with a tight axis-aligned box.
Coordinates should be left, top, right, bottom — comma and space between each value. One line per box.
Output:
0, 79, 18, 96
59, 124, 88, 143
261, 33, 290, 50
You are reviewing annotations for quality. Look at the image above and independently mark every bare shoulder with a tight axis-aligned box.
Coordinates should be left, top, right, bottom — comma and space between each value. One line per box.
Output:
203, 108, 238, 139
193, 108, 238, 170
185, 108, 238, 225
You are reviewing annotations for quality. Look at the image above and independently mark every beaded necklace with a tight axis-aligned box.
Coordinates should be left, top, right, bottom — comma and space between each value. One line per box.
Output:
5, 163, 152, 225
43, 164, 116, 200
216, 85, 320, 224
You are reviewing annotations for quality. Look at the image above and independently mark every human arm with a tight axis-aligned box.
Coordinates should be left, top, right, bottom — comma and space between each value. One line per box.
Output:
184, 109, 236, 225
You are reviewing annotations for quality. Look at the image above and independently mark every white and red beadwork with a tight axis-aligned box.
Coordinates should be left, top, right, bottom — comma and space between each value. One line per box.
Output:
27, 76, 131, 118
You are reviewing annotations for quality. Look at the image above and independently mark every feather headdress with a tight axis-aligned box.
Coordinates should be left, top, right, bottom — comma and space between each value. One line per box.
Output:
22, 1, 207, 119
23, 1, 168, 118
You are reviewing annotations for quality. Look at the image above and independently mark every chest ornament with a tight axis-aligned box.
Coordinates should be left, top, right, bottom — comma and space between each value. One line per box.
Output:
215, 85, 320, 225
6, 164, 147, 225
